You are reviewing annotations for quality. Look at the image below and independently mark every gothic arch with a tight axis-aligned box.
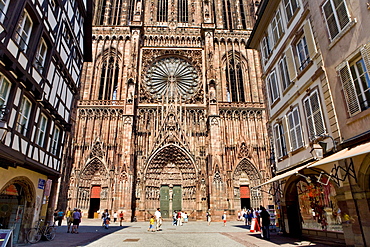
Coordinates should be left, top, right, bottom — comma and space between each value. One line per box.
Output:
233, 158, 261, 187
0, 176, 36, 204
81, 156, 109, 179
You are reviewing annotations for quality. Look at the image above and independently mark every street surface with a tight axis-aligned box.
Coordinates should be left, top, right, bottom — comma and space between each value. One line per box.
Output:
19, 219, 345, 247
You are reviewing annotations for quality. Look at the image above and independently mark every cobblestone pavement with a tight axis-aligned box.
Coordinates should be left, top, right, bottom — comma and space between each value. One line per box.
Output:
18, 219, 345, 247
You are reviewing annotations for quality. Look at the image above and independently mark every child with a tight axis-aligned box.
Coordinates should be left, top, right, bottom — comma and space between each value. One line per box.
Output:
148, 215, 155, 232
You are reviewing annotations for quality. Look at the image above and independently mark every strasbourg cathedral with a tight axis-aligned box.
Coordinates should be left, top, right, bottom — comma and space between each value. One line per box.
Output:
61, 0, 271, 220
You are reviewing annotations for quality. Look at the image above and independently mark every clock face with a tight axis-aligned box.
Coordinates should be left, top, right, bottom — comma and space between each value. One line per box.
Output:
144, 57, 200, 101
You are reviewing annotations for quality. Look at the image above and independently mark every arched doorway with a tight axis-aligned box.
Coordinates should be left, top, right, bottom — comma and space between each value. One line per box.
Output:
143, 144, 198, 218
233, 158, 262, 210
0, 176, 35, 243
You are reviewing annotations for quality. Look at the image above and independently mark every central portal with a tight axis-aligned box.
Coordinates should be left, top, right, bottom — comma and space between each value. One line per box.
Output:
160, 185, 182, 218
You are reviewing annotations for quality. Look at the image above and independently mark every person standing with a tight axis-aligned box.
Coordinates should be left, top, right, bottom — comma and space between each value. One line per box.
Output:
260, 207, 270, 240
173, 211, 177, 226
206, 210, 211, 226
65, 207, 73, 233
154, 208, 162, 231
57, 209, 64, 226
222, 211, 227, 226
71, 208, 81, 234
177, 210, 182, 226
113, 212, 118, 223
119, 211, 124, 226
102, 209, 110, 229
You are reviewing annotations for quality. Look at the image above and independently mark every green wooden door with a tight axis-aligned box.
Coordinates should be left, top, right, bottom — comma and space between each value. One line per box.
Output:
173, 185, 182, 211
160, 186, 169, 218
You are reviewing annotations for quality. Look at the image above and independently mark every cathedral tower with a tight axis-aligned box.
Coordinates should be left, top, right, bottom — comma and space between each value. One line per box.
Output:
67, 0, 270, 220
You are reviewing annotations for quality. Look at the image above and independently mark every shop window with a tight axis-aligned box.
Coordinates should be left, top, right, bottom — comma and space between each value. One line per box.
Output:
338, 52, 370, 116
284, 0, 299, 22
51, 125, 60, 155
36, 114, 48, 147
16, 96, 32, 136
267, 70, 280, 104
273, 123, 287, 158
287, 106, 304, 150
303, 90, 326, 140
297, 179, 343, 232
14, 10, 33, 52
0, 73, 11, 119
322, 0, 350, 41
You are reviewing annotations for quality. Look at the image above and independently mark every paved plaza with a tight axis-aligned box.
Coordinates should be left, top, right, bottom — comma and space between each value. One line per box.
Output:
20, 219, 346, 247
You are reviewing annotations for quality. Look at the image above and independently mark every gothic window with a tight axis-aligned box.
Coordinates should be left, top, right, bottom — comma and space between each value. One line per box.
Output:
222, 0, 232, 30
177, 0, 188, 23
225, 56, 245, 102
109, 0, 123, 25
97, 0, 107, 25
157, 0, 168, 22
127, 0, 135, 23
239, 0, 246, 29
99, 56, 119, 100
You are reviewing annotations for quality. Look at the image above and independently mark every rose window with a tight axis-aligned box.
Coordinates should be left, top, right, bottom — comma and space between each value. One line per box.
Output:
144, 57, 200, 101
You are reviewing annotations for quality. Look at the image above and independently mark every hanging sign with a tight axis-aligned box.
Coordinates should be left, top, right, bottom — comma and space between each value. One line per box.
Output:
37, 179, 46, 189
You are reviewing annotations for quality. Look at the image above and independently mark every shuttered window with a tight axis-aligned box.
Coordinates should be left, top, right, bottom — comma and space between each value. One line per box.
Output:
287, 107, 304, 150
284, 0, 298, 21
296, 36, 310, 71
268, 70, 280, 104
279, 56, 291, 90
271, 9, 284, 46
322, 0, 350, 40
303, 91, 325, 140
274, 123, 287, 158
261, 36, 271, 62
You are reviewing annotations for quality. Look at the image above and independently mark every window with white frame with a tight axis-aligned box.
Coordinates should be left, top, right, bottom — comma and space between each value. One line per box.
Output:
278, 56, 291, 90
36, 114, 48, 147
296, 36, 310, 71
0, 0, 9, 23
322, 0, 350, 41
287, 107, 304, 150
339, 54, 370, 116
271, 9, 284, 45
284, 0, 299, 21
16, 96, 32, 135
0, 73, 11, 119
268, 70, 280, 104
274, 123, 287, 158
51, 126, 60, 155
15, 10, 33, 52
34, 38, 48, 73
303, 90, 325, 140
261, 35, 271, 62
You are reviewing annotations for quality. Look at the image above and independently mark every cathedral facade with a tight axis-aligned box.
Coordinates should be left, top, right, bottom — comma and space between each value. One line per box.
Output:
66, 0, 271, 220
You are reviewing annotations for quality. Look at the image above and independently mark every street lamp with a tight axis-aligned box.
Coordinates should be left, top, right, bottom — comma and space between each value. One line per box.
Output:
310, 143, 323, 160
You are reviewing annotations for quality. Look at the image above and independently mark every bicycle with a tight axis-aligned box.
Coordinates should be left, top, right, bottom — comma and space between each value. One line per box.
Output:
26, 218, 56, 244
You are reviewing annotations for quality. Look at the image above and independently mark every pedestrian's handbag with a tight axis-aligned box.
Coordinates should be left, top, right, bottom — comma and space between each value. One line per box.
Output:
106, 219, 110, 224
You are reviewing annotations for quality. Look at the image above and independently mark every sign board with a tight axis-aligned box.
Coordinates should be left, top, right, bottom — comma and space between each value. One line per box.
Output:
43, 179, 52, 197
37, 179, 46, 189
0, 229, 13, 247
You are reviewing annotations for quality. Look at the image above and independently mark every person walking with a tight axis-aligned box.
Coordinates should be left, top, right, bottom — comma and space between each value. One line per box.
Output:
65, 207, 73, 233
148, 215, 156, 232
71, 208, 81, 234
57, 209, 64, 226
177, 210, 182, 226
173, 211, 177, 226
119, 211, 124, 226
222, 211, 227, 226
102, 209, 110, 229
206, 210, 211, 226
260, 207, 270, 240
154, 208, 162, 231
113, 212, 118, 223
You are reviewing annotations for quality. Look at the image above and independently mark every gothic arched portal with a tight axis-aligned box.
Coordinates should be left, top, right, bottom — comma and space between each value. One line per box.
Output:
233, 158, 262, 209
142, 144, 198, 218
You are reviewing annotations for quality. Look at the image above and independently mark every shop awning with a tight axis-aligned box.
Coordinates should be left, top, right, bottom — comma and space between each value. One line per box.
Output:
253, 164, 309, 188
308, 142, 370, 169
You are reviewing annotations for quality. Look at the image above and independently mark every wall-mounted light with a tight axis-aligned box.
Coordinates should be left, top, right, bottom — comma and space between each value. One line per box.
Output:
310, 143, 323, 160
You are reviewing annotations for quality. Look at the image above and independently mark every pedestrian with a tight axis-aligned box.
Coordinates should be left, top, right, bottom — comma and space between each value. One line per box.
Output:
222, 211, 227, 226
260, 207, 270, 240
206, 210, 211, 226
184, 212, 188, 223
53, 209, 58, 225
154, 208, 162, 231
113, 211, 118, 223
57, 209, 64, 226
248, 209, 253, 225
173, 211, 177, 226
71, 208, 81, 234
177, 210, 182, 226
65, 207, 73, 233
148, 215, 155, 232
119, 211, 124, 226
102, 209, 110, 229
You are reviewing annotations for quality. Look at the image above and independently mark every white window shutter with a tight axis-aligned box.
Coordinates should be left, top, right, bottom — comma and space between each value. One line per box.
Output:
338, 62, 361, 116
360, 43, 370, 76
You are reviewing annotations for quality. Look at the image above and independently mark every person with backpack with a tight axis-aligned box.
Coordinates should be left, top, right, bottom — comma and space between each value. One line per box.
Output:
102, 209, 110, 229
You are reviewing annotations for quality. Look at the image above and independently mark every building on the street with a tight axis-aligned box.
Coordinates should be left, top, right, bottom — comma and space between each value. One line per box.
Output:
0, 0, 92, 243
65, 0, 273, 221
248, 0, 370, 245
